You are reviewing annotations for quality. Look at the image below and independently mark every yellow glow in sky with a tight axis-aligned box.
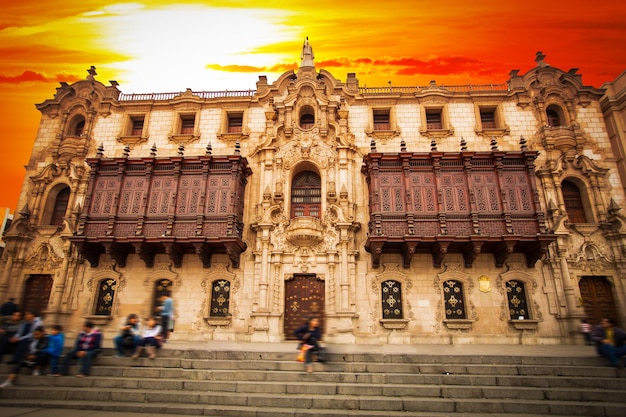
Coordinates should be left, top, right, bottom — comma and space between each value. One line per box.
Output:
88, 3, 298, 91
1, 0, 625, 210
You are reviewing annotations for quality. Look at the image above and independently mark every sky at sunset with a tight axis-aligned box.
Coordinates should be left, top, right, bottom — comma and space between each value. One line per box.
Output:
0, 0, 625, 211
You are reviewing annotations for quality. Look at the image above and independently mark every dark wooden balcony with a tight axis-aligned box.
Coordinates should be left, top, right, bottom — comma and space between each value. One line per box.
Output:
362, 151, 556, 268
70, 154, 251, 268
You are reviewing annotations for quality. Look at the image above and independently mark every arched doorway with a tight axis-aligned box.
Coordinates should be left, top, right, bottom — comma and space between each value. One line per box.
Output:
579, 276, 620, 326
284, 274, 324, 340
21, 275, 53, 316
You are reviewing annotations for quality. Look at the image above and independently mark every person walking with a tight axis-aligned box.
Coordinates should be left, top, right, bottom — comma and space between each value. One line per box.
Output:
294, 317, 322, 373
592, 317, 626, 368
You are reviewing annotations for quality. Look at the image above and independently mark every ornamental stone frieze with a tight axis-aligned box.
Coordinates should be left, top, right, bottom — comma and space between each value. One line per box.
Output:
278, 136, 335, 170
23, 242, 62, 272
572, 242, 614, 272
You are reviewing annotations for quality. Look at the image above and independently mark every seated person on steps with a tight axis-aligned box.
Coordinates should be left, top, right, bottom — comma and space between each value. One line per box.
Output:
133, 316, 162, 360
59, 320, 102, 377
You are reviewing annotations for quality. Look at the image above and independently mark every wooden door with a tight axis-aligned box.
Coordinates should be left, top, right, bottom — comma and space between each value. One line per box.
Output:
21, 274, 53, 316
579, 276, 619, 326
284, 274, 324, 340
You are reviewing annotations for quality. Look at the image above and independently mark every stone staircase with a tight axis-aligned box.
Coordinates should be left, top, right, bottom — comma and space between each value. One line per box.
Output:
0, 346, 625, 417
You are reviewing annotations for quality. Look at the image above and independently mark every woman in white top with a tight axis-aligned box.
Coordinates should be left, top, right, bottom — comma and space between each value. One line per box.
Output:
132, 316, 162, 360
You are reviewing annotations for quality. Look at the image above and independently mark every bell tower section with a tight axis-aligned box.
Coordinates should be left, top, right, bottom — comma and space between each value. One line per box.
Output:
249, 39, 361, 342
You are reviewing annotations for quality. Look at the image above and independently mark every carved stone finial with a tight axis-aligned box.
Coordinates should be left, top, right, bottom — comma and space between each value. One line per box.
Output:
608, 198, 621, 214
535, 51, 548, 68
87, 66, 97, 80
19, 204, 31, 218
520, 135, 528, 151
547, 199, 559, 215
490, 136, 498, 151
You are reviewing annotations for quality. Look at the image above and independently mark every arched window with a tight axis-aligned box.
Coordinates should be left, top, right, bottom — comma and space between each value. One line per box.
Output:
443, 280, 466, 319
300, 114, 314, 129
506, 280, 530, 320
299, 107, 315, 129
95, 279, 117, 315
50, 187, 70, 226
546, 105, 563, 127
210, 279, 231, 317
381, 280, 403, 319
562, 180, 587, 223
68, 115, 85, 136
75, 120, 85, 136
291, 171, 321, 218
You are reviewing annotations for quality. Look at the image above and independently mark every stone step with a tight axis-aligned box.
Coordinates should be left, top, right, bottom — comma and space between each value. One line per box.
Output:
106, 347, 607, 366
0, 350, 624, 417
102, 345, 605, 365
0, 388, 624, 417
14, 362, 621, 391
0, 399, 601, 417
11, 374, 626, 402
121, 368, 626, 390
93, 354, 617, 378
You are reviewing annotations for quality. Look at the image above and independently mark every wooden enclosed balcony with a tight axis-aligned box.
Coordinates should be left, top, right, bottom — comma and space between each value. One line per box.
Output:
70, 154, 251, 268
362, 151, 556, 268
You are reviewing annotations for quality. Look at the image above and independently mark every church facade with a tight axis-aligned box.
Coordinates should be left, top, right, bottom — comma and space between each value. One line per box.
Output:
1, 40, 625, 345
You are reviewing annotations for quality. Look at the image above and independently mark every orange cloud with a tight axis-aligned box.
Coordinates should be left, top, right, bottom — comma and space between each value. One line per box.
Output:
206, 64, 266, 73
0, 70, 81, 84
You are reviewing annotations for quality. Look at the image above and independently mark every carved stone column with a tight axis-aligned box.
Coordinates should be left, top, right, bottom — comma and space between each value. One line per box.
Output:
0, 251, 15, 295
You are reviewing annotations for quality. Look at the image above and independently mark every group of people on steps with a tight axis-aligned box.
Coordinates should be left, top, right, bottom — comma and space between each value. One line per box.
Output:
0, 293, 174, 386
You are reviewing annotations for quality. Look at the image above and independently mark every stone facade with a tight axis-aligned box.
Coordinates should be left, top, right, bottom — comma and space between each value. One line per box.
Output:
1, 42, 625, 345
